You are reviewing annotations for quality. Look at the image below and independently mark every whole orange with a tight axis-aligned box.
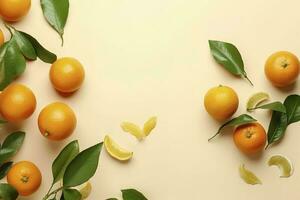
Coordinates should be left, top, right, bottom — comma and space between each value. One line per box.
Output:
38, 102, 77, 141
50, 57, 85, 93
0, 83, 36, 122
0, 29, 4, 45
233, 123, 266, 155
204, 85, 239, 121
0, 0, 31, 22
265, 51, 300, 87
7, 161, 42, 196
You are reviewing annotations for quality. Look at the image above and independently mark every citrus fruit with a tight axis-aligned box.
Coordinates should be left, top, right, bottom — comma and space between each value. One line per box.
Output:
233, 123, 266, 154
265, 51, 300, 87
50, 57, 85, 93
0, 29, 4, 45
7, 161, 42, 196
76, 182, 92, 199
143, 116, 157, 136
239, 164, 262, 185
0, 0, 31, 22
0, 83, 36, 122
38, 102, 77, 141
104, 135, 133, 161
246, 92, 269, 111
204, 85, 239, 121
121, 122, 144, 140
268, 155, 293, 177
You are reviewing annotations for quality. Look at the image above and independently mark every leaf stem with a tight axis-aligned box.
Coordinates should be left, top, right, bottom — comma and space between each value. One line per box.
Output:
244, 75, 254, 86
208, 132, 220, 141
265, 144, 270, 150
60, 34, 64, 46
42, 186, 64, 200
3, 23, 13, 39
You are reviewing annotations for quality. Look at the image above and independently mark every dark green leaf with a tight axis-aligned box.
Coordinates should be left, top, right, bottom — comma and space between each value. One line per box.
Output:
2, 131, 25, 156
12, 31, 36, 60
40, 0, 69, 44
63, 142, 103, 187
208, 40, 253, 85
254, 101, 286, 113
284, 94, 300, 125
266, 111, 288, 149
0, 183, 18, 200
122, 189, 148, 200
0, 41, 26, 90
0, 120, 7, 124
0, 162, 13, 180
0, 149, 15, 164
19, 31, 57, 63
208, 114, 257, 141
63, 189, 81, 200
52, 140, 79, 184
106, 198, 118, 200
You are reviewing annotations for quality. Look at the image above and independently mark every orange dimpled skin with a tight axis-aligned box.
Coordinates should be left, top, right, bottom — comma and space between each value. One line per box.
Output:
233, 123, 266, 155
0, 83, 36, 122
0, 0, 31, 22
38, 102, 77, 141
265, 51, 300, 87
7, 161, 42, 196
0, 29, 4, 45
50, 57, 85, 93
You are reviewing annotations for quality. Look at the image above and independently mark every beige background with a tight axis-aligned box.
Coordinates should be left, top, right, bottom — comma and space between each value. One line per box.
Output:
1, 0, 300, 199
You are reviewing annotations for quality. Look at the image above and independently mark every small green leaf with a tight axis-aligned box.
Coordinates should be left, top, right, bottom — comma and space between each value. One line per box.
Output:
0, 183, 18, 200
19, 31, 57, 63
2, 131, 25, 156
266, 111, 288, 149
0, 162, 13, 179
253, 101, 286, 113
52, 140, 79, 184
284, 94, 300, 125
0, 149, 15, 164
40, 0, 69, 45
0, 41, 26, 90
122, 189, 148, 200
63, 142, 103, 187
12, 31, 37, 60
208, 114, 257, 141
209, 40, 253, 85
63, 189, 81, 200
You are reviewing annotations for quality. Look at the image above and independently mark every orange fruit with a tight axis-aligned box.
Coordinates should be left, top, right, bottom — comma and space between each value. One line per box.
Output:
233, 123, 266, 155
0, 0, 31, 22
0, 29, 4, 46
265, 51, 300, 87
0, 83, 36, 122
204, 85, 239, 121
7, 161, 42, 196
38, 102, 77, 141
50, 57, 85, 93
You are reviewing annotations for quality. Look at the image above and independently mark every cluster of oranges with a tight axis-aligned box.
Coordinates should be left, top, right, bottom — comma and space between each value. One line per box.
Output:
0, 0, 86, 196
204, 51, 300, 154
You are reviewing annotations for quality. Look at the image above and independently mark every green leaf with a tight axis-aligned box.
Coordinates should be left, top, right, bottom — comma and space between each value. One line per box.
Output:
266, 111, 288, 149
19, 31, 57, 63
52, 140, 79, 184
12, 31, 37, 60
63, 142, 103, 187
0, 183, 18, 200
122, 189, 148, 200
106, 198, 118, 200
208, 114, 257, 141
0, 149, 15, 164
0, 41, 26, 90
40, 0, 69, 45
63, 189, 81, 200
2, 131, 25, 156
253, 101, 286, 113
284, 94, 300, 125
208, 40, 253, 85
0, 162, 13, 180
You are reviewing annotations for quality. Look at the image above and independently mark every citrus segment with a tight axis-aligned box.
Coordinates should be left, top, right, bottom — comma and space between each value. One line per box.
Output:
268, 155, 293, 177
104, 135, 133, 161
143, 116, 157, 136
239, 164, 262, 185
247, 92, 270, 111
121, 122, 144, 140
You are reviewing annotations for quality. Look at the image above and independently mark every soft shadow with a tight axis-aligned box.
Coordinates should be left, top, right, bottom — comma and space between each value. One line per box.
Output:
276, 81, 297, 94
